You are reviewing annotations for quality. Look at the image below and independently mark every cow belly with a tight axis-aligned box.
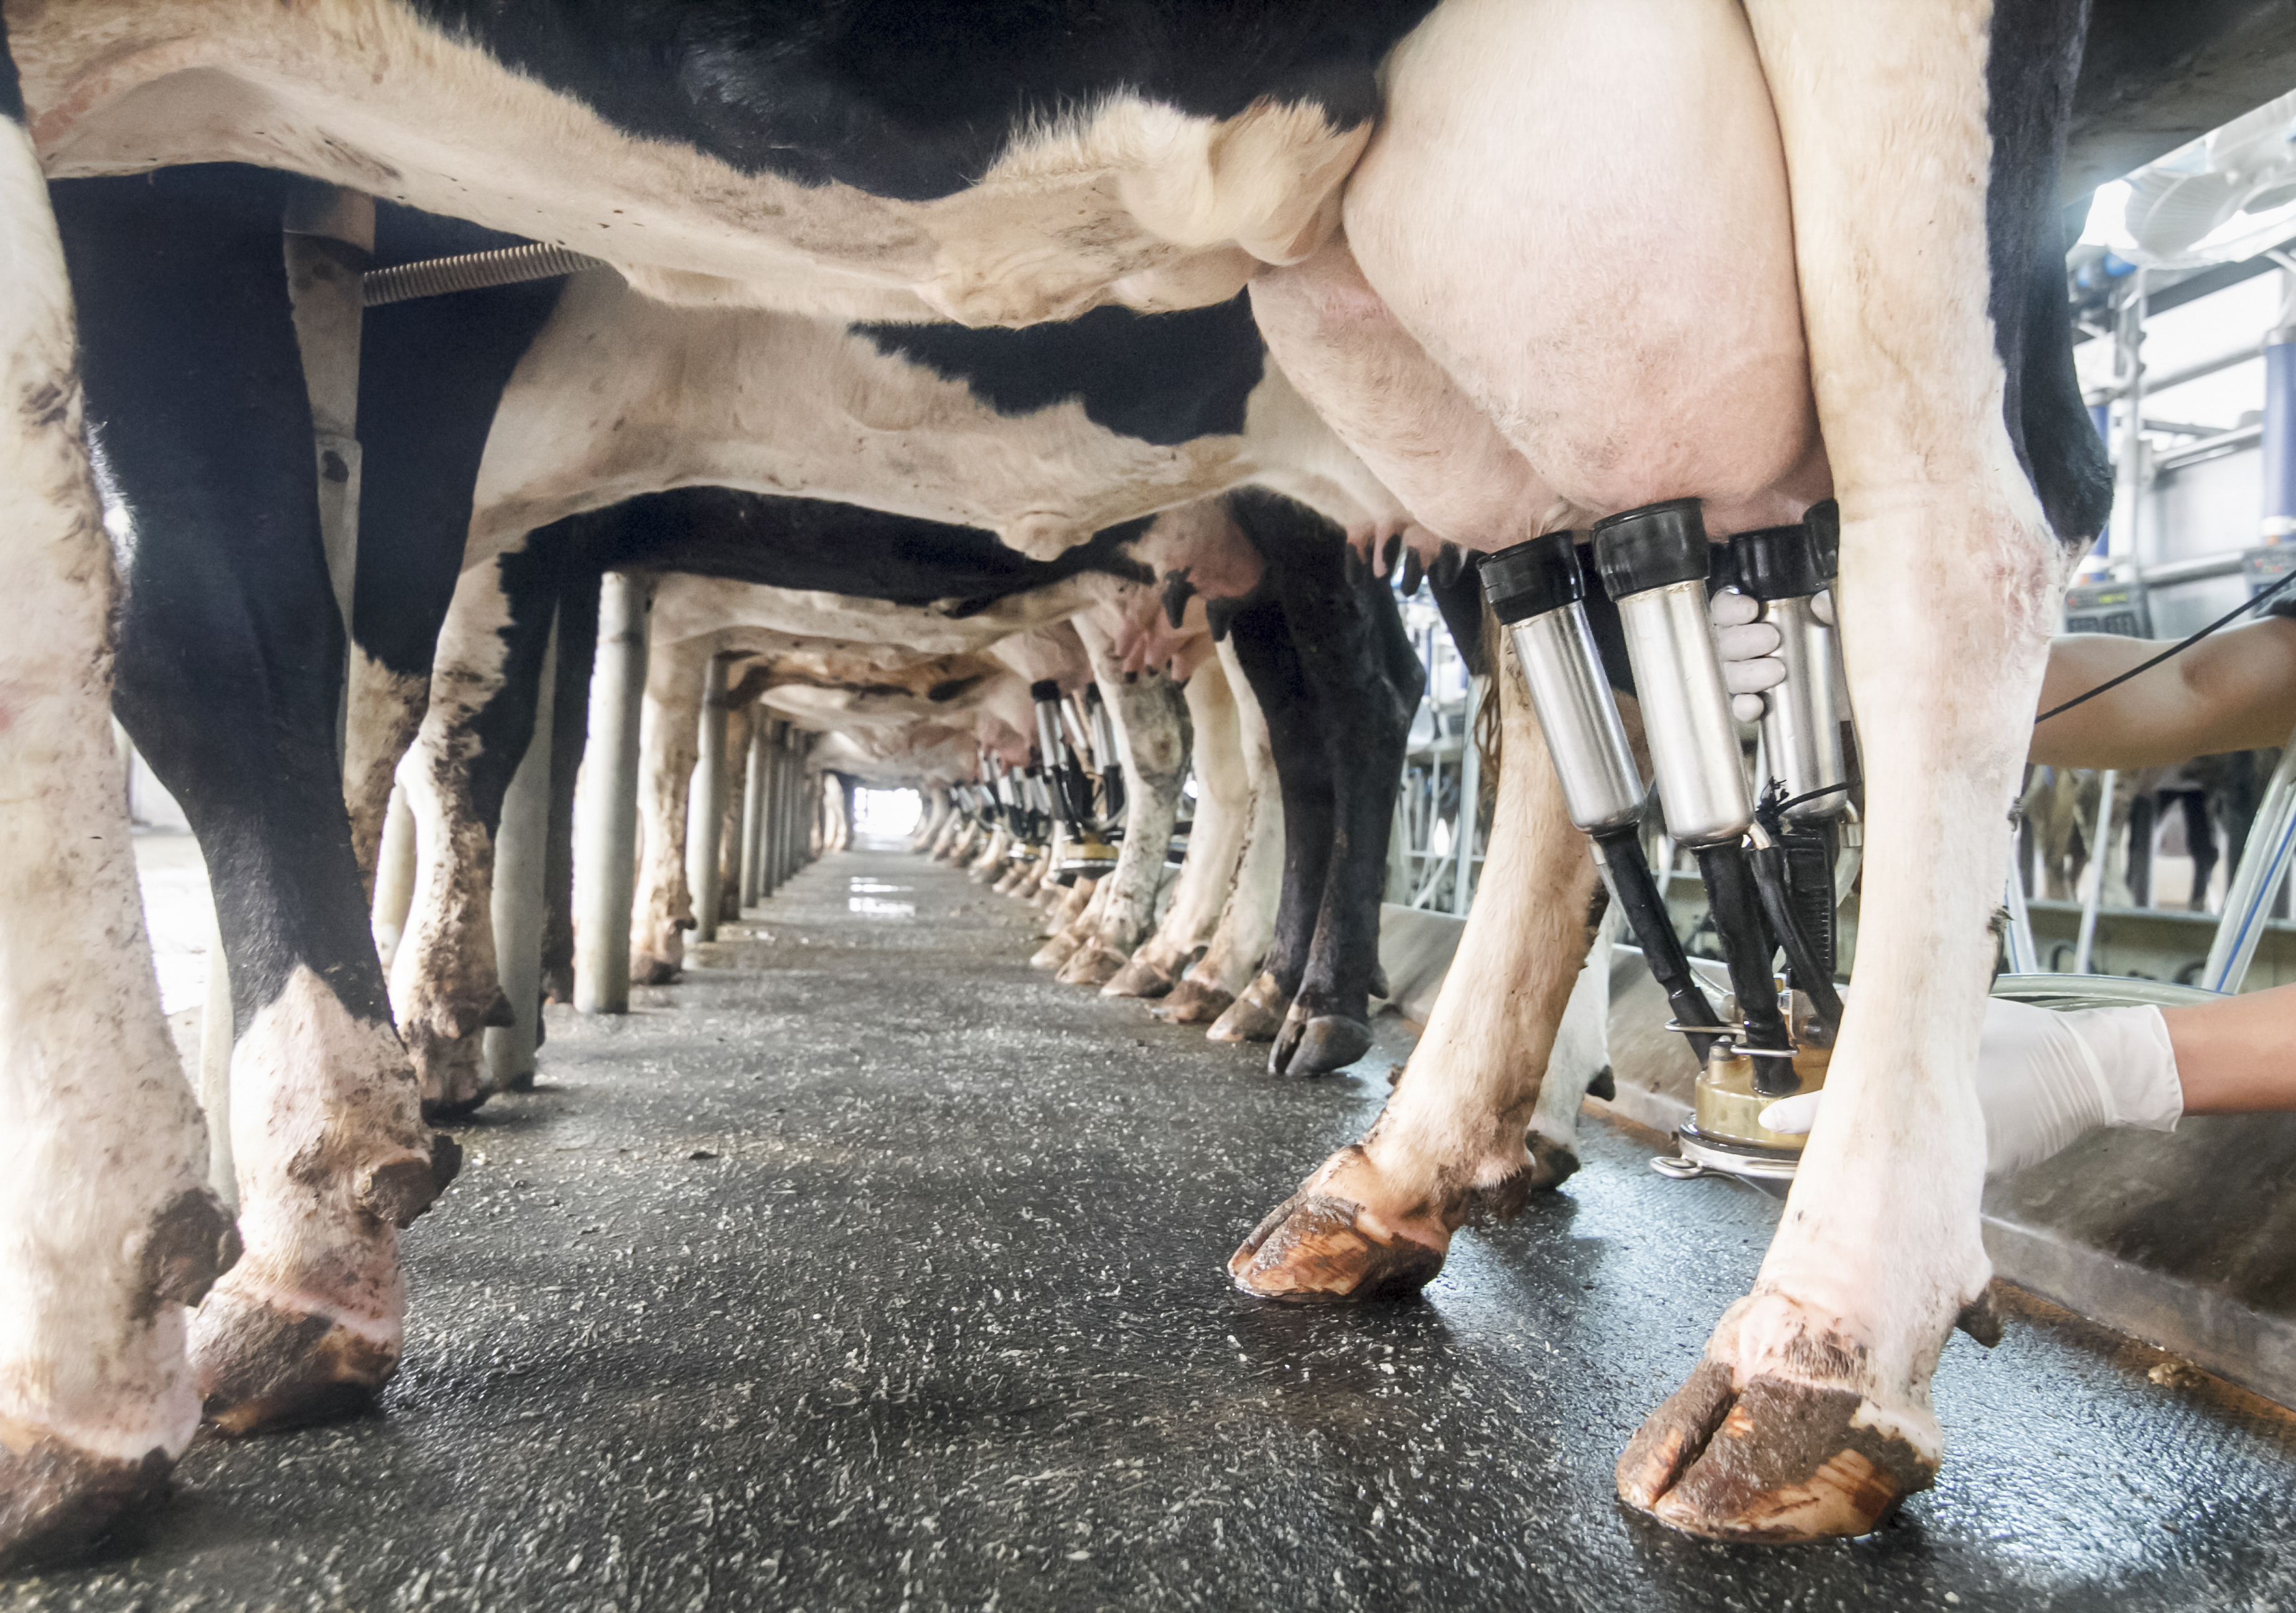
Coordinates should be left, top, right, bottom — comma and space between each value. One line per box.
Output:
1342, 0, 1827, 534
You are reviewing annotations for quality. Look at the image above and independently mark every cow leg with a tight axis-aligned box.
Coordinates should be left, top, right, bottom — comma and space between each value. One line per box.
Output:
0, 95, 238, 1567
343, 257, 564, 893
2182, 790, 2218, 913
1108, 650, 1251, 998
1618, 0, 2096, 1540
1231, 642, 1599, 1297
1160, 637, 1286, 1023
388, 542, 564, 1114
1060, 630, 1190, 987
1261, 509, 1422, 1075
1209, 589, 1334, 1045
632, 641, 709, 983
52, 166, 452, 1442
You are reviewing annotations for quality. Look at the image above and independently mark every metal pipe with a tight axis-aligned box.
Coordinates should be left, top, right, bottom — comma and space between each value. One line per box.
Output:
2154, 419, 2264, 475
2074, 769, 2117, 975
686, 656, 729, 943
740, 721, 767, 908
2204, 721, 2296, 991
2108, 273, 2148, 570
573, 572, 651, 1014
2086, 339, 2256, 404
2264, 271, 2296, 540
2003, 863, 2041, 975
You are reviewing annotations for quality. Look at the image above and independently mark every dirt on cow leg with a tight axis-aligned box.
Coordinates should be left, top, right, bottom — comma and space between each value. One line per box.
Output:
1615, 1297, 1940, 1541
1206, 969, 1291, 1043
1152, 974, 1234, 1022
1057, 936, 1130, 987
1226, 1141, 1454, 1302
1102, 948, 1181, 998
193, 973, 458, 1436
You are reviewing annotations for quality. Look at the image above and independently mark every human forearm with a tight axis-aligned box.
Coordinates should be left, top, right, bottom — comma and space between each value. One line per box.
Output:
2028, 619, 2296, 768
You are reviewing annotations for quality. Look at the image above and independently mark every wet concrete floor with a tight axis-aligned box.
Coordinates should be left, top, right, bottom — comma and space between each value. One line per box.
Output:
16, 841, 2296, 1612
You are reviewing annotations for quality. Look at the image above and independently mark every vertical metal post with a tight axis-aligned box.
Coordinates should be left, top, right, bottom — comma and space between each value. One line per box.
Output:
574, 572, 651, 1014
483, 612, 556, 1092
2205, 721, 2296, 992
2263, 269, 2296, 543
740, 719, 767, 908
2107, 271, 2148, 573
2002, 866, 2040, 975
1452, 674, 1482, 915
686, 656, 729, 943
2074, 769, 2117, 975
282, 180, 373, 759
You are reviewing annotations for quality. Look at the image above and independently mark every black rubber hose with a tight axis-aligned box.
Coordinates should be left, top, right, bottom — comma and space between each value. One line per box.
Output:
1591, 826, 1722, 1067
1694, 841, 1798, 1096
1750, 841, 1846, 1042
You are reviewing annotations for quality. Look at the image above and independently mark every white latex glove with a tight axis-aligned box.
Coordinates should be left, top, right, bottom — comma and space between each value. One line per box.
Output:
1758, 995, 2183, 1177
1708, 587, 1836, 722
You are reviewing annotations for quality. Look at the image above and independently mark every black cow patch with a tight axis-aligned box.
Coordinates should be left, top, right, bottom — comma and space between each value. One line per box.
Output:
406, 0, 1436, 201
856, 295, 1264, 447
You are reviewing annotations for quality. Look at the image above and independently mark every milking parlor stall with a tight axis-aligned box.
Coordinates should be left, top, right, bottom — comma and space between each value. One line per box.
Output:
26, 2, 2296, 1609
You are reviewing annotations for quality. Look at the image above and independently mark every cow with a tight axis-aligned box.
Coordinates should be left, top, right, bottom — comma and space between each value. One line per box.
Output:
1, 0, 2271, 1567
1222, 0, 2128, 1544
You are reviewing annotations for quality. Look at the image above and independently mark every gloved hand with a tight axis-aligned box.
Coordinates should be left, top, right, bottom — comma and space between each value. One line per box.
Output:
1708, 587, 1835, 722
1757, 994, 2183, 1177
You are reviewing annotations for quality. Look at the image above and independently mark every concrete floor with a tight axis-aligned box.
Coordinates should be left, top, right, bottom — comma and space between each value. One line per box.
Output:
17, 843, 2296, 1612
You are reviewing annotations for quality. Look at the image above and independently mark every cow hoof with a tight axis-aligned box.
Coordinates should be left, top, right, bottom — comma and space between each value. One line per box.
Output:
1269, 1009, 1373, 1076
0, 1434, 173, 1572
1057, 940, 1128, 987
411, 1036, 488, 1123
629, 953, 681, 986
1523, 1131, 1580, 1191
1206, 972, 1290, 1044
1030, 933, 1082, 970
1102, 953, 1178, 998
1227, 1144, 1450, 1302
355, 1131, 464, 1228
1230, 1144, 1442, 1305
191, 1285, 399, 1437
1617, 1301, 1939, 1543
1153, 978, 1233, 1023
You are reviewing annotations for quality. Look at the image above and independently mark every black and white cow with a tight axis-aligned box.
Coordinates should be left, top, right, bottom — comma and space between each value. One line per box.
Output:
0, 0, 2280, 1568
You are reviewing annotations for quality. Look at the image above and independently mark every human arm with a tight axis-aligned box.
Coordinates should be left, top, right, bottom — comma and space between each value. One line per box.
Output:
2028, 615, 2296, 769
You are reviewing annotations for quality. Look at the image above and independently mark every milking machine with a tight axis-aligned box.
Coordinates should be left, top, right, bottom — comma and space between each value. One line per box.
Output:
1034, 680, 1120, 885
1482, 499, 1855, 1189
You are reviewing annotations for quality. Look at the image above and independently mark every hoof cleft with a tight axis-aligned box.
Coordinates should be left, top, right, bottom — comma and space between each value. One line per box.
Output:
1270, 1011, 1372, 1077
1618, 1360, 1934, 1543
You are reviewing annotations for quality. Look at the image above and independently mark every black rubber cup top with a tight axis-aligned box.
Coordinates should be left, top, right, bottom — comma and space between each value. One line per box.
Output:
1731, 521, 1832, 601
1479, 531, 1585, 625
1592, 499, 1708, 600
1030, 680, 1062, 703
1804, 498, 1841, 579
